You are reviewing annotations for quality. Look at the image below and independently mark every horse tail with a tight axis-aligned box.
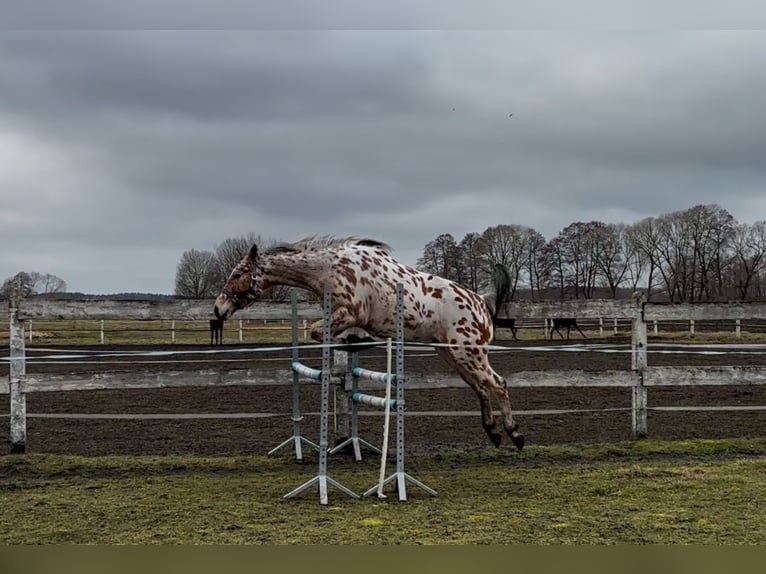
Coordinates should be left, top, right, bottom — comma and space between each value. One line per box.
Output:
484, 263, 511, 321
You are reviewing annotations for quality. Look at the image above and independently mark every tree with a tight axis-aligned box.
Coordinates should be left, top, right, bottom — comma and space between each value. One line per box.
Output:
35, 273, 67, 294
545, 222, 606, 299
480, 224, 537, 299
624, 217, 662, 300
213, 233, 266, 287
457, 232, 486, 292
729, 221, 766, 300
416, 234, 462, 281
592, 223, 631, 298
1, 271, 67, 299
174, 249, 219, 298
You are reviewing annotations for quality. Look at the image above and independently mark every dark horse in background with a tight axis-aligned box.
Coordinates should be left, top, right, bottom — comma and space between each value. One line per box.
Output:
212, 236, 524, 450
209, 318, 224, 345
550, 318, 586, 340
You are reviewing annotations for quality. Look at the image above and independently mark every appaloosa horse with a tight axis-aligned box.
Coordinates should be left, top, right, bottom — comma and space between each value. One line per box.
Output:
213, 236, 524, 450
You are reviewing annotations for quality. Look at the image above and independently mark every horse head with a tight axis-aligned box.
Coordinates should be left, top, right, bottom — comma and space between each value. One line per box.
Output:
213, 243, 264, 320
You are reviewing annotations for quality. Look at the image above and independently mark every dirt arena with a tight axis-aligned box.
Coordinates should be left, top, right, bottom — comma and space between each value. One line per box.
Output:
2, 337, 765, 457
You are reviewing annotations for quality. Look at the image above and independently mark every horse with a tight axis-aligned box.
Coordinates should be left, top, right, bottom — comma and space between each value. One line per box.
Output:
213, 236, 524, 450
550, 318, 586, 340
209, 318, 224, 345
493, 317, 519, 341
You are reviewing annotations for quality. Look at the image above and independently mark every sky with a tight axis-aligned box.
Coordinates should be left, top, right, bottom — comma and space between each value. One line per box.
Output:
2, 2, 766, 294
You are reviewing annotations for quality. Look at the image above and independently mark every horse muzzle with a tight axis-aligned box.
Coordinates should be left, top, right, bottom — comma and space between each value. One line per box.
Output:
213, 293, 236, 321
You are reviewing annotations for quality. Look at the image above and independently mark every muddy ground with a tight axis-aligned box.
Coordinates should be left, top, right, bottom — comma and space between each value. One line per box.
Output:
1, 337, 765, 457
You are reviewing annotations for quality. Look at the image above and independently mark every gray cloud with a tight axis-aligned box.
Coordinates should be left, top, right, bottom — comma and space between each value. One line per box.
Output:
2, 30, 766, 293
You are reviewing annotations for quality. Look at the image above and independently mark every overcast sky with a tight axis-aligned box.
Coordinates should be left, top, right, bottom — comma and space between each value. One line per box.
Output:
2, 10, 766, 294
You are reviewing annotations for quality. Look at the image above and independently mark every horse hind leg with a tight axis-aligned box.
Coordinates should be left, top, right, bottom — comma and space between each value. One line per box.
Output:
467, 360, 525, 451
436, 348, 502, 446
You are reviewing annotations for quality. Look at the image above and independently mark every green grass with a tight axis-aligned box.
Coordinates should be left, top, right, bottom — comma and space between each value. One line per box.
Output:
1, 439, 765, 544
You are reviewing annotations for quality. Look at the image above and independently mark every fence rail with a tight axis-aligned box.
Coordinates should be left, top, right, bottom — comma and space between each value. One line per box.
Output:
5, 296, 766, 453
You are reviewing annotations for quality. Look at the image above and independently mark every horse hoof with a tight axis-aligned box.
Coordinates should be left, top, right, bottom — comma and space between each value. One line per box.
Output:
489, 432, 502, 447
511, 432, 525, 451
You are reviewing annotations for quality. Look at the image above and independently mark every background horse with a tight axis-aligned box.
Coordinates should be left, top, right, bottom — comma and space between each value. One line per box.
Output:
214, 236, 524, 450
550, 318, 586, 340
209, 319, 224, 345
493, 317, 519, 341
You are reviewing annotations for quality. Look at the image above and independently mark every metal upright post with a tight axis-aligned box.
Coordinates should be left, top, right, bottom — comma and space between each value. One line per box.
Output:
283, 286, 359, 504
363, 284, 437, 500
268, 289, 319, 461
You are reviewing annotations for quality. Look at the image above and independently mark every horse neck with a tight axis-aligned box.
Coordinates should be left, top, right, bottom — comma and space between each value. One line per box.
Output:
260, 253, 331, 295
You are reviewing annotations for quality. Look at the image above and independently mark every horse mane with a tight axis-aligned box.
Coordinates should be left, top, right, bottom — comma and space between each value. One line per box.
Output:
263, 235, 392, 256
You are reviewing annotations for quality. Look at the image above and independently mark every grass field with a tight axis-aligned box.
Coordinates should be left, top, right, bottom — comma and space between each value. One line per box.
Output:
1, 439, 765, 544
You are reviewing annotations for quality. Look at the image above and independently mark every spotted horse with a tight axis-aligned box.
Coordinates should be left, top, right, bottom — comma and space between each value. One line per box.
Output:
213, 236, 524, 450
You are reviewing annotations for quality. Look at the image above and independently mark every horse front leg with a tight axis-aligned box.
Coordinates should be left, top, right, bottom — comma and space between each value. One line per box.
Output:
309, 307, 360, 342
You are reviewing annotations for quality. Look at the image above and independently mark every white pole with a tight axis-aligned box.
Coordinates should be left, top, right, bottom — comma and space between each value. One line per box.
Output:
377, 337, 393, 498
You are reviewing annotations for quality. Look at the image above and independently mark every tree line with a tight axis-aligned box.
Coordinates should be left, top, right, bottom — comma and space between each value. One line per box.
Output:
8, 202, 755, 302
417, 204, 766, 302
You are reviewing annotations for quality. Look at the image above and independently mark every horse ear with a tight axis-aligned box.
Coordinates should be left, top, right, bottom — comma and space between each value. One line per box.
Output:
248, 243, 259, 260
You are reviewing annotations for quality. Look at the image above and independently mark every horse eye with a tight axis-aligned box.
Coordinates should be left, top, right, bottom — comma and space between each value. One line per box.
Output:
232, 273, 242, 280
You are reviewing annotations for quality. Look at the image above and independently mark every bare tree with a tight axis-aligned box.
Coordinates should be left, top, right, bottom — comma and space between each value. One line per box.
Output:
35, 273, 67, 294
416, 233, 462, 281
592, 223, 631, 298
522, 228, 547, 299
1, 271, 67, 299
545, 222, 604, 299
458, 232, 486, 292
1, 272, 35, 299
624, 217, 661, 300
213, 233, 266, 286
174, 249, 219, 298
480, 224, 535, 299
653, 205, 735, 302
729, 221, 766, 300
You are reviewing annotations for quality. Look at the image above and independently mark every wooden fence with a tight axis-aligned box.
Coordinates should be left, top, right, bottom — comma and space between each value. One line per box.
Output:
4, 296, 766, 453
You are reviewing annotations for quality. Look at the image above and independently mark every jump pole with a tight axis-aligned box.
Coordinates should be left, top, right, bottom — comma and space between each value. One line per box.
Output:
283, 286, 359, 505
267, 288, 320, 461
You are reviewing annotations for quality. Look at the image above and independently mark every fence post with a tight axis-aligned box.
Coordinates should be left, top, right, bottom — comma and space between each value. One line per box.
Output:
690, 319, 695, 336
171, 320, 176, 344
631, 292, 648, 439
239, 319, 243, 343
9, 299, 27, 453
100, 319, 105, 344
599, 317, 603, 338
736, 319, 741, 338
